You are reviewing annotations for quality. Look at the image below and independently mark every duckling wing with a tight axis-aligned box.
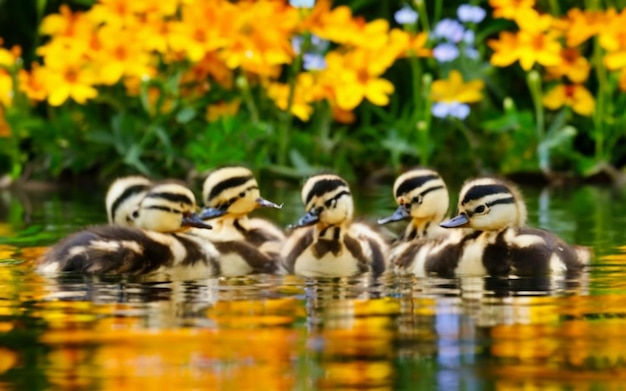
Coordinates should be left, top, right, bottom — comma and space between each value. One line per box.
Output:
37, 226, 178, 275
281, 227, 315, 274
350, 223, 389, 275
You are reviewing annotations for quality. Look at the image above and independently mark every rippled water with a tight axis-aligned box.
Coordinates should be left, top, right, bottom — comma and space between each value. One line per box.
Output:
0, 182, 626, 390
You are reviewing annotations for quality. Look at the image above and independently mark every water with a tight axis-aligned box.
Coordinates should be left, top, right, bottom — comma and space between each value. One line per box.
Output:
0, 182, 626, 390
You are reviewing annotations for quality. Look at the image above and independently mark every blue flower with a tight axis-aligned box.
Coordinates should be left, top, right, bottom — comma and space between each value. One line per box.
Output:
463, 47, 479, 59
432, 102, 470, 120
289, 0, 315, 8
394, 5, 419, 25
432, 18, 465, 43
463, 30, 475, 45
303, 53, 327, 71
457, 4, 486, 23
433, 43, 460, 62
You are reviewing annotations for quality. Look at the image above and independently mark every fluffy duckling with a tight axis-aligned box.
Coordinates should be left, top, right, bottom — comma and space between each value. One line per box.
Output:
282, 174, 388, 277
378, 168, 450, 241
395, 177, 591, 276
197, 166, 285, 275
37, 183, 218, 277
105, 175, 152, 226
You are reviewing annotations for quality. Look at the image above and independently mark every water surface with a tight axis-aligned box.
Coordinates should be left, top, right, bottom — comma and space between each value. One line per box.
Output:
0, 182, 625, 390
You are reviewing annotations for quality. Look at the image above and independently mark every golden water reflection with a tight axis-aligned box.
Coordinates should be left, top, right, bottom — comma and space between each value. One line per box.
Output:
0, 251, 624, 389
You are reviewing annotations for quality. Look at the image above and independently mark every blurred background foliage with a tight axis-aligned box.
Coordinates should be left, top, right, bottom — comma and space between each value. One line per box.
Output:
0, 0, 626, 186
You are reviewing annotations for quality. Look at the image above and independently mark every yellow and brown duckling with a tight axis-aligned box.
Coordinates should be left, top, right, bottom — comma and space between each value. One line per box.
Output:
37, 182, 218, 277
281, 174, 388, 277
105, 175, 152, 226
197, 166, 285, 275
378, 168, 450, 241
395, 177, 591, 277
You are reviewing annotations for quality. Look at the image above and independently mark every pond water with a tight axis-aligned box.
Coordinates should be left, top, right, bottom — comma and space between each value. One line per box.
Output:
0, 181, 625, 390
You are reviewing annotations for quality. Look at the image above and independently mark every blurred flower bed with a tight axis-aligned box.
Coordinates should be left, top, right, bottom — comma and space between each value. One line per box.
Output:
0, 0, 625, 184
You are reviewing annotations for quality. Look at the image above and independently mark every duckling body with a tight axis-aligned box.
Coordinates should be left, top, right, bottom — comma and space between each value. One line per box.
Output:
378, 168, 450, 241
37, 182, 223, 278
282, 174, 388, 277
395, 177, 591, 277
198, 166, 285, 275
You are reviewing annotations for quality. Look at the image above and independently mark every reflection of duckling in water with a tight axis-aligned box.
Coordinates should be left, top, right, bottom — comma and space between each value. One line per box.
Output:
282, 174, 388, 277
198, 166, 285, 275
378, 168, 450, 241
37, 182, 219, 277
395, 177, 591, 277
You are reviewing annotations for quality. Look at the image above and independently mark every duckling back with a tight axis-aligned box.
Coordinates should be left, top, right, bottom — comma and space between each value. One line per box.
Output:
282, 174, 388, 277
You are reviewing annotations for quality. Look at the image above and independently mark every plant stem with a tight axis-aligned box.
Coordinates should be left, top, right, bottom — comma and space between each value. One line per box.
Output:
278, 52, 303, 167
414, 0, 430, 32
592, 36, 607, 162
526, 70, 548, 173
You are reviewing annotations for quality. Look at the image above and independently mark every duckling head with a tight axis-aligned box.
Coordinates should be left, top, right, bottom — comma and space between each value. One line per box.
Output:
199, 166, 282, 220
290, 174, 353, 229
131, 183, 211, 232
378, 168, 449, 225
105, 176, 152, 226
440, 177, 527, 231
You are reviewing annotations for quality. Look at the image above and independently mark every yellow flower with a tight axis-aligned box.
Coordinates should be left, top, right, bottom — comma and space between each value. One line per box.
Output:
38, 56, 98, 106
267, 73, 320, 121
563, 8, 610, 47
40, 5, 94, 40
168, 0, 231, 63
91, 26, 155, 85
88, 0, 145, 28
0, 39, 20, 68
206, 100, 240, 122
546, 48, 591, 83
489, 0, 535, 20
18, 64, 48, 101
390, 30, 431, 58
320, 48, 395, 111
599, 9, 626, 71
431, 70, 484, 103
220, 1, 299, 75
0, 69, 12, 107
542, 84, 594, 116
489, 14, 561, 71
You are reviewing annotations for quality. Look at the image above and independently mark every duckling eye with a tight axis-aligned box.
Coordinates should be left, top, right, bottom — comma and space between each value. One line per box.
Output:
239, 191, 246, 198
412, 195, 423, 205
474, 205, 486, 214
324, 199, 336, 208
131, 209, 140, 219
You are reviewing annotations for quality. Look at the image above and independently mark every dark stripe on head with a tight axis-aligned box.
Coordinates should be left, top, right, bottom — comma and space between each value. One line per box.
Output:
110, 184, 151, 221
395, 174, 440, 198
147, 191, 194, 206
462, 184, 511, 205
486, 196, 515, 208
420, 185, 445, 198
144, 205, 182, 214
207, 175, 254, 201
305, 178, 348, 205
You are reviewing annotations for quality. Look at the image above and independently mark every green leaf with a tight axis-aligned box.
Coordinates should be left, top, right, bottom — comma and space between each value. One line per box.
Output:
176, 107, 196, 124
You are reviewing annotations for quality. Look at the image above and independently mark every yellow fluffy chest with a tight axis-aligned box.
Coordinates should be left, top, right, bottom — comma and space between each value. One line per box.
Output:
293, 245, 362, 277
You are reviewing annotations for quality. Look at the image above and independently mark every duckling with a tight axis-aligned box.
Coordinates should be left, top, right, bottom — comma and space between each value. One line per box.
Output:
37, 183, 218, 277
197, 166, 285, 275
395, 177, 591, 277
282, 174, 388, 277
105, 175, 152, 226
378, 168, 450, 241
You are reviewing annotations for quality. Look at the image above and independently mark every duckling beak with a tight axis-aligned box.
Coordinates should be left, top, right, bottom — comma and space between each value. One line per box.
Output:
256, 197, 283, 209
182, 212, 213, 229
198, 206, 227, 220
439, 213, 469, 228
288, 209, 319, 229
377, 205, 410, 225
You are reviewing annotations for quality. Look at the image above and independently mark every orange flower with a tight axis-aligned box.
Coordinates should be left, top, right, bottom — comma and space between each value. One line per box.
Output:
431, 70, 484, 103
18, 64, 48, 101
206, 100, 240, 122
542, 84, 594, 116
0, 106, 10, 137
489, 0, 535, 20
546, 48, 591, 83
390, 30, 431, 58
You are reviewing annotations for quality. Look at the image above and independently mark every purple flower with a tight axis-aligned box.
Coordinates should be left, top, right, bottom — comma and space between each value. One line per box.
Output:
432, 102, 470, 120
433, 43, 460, 62
303, 53, 327, 71
289, 0, 315, 8
457, 4, 486, 23
432, 18, 465, 43
394, 5, 419, 25
292, 36, 303, 54
463, 30, 475, 44
463, 47, 479, 59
